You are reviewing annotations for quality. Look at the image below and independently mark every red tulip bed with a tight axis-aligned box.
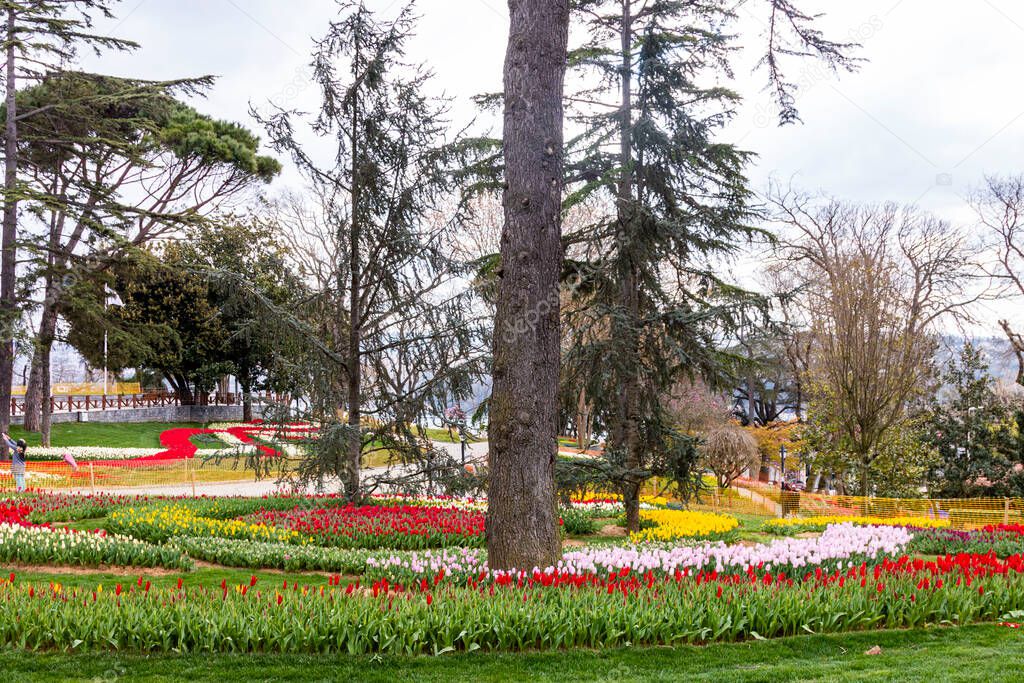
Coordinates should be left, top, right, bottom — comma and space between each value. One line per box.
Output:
4, 490, 1024, 656
0, 501, 42, 527
239, 504, 487, 550
0, 551, 1022, 654
142, 424, 287, 462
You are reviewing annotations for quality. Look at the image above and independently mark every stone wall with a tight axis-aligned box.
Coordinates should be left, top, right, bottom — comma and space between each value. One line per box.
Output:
9, 404, 263, 426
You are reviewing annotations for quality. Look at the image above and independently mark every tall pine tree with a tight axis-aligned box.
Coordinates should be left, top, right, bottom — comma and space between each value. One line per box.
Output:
561, 0, 858, 531
254, 1, 484, 499
0, 0, 137, 435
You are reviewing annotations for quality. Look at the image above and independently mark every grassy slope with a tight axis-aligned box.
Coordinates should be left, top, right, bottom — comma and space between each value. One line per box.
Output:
0, 625, 1020, 682
7, 422, 226, 449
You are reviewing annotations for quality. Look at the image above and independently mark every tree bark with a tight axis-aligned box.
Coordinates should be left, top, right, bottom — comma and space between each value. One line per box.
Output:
1000, 320, 1024, 387
612, 2, 642, 534
39, 338, 52, 447
345, 35, 363, 501
241, 379, 253, 423
575, 387, 592, 450
23, 295, 58, 432
0, 8, 19, 438
486, 0, 568, 571
22, 352, 42, 431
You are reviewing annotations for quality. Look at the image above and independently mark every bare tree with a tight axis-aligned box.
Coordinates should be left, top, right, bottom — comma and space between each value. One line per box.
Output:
772, 188, 983, 496
971, 174, 1024, 386
700, 425, 760, 490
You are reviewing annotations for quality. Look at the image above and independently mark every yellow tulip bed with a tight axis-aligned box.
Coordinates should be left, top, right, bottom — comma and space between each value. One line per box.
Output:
107, 505, 305, 545
629, 509, 739, 543
764, 515, 950, 534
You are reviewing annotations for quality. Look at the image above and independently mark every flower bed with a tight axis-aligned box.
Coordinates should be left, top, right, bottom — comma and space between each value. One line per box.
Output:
11, 492, 342, 524
107, 505, 304, 545
0, 501, 38, 527
369, 493, 487, 511
366, 523, 911, 584
764, 515, 949, 534
241, 504, 486, 550
567, 497, 627, 517
170, 537, 397, 573
907, 526, 1024, 557
25, 447, 162, 462
628, 509, 739, 543
0, 524, 192, 570
18, 492, 157, 523
0, 552, 1021, 654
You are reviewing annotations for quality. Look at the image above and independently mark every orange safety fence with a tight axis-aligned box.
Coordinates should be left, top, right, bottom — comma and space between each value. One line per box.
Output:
0, 456, 263, 494
792, 491, 1023, 529
3, 457, 1021, 530
635, 477, 1023, 529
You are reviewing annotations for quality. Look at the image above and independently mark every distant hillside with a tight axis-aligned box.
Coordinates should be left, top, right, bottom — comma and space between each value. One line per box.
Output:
936, 334, 1021, 387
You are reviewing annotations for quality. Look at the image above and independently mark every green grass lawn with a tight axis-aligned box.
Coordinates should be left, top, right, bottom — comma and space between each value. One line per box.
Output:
0, 624, 1018, 682
0, 567, 336, 592
5, 422, 488, 452
422, 427, 484, 444
7, 422, 224, 449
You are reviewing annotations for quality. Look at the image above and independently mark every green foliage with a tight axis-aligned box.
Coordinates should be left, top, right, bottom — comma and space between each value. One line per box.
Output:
926, 343, 1024, 497
802, 398, 938, 497
560, 1, 768, 517
247, 2, 487, 497
558, 506, 599, 535
0, 569, 1020, 654
67, 218, 298, 403
68, 246, 228, 399
169, 537, 393, 573
160, 107, 280, 179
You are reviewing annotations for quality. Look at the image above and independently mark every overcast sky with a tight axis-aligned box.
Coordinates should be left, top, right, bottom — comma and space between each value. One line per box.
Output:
77, 0, 1024, 339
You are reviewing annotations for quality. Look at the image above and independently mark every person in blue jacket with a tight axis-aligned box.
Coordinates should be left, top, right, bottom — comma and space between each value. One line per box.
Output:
1, 432, 27, 492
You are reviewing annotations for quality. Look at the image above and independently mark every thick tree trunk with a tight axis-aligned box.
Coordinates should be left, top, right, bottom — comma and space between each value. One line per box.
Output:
613, 3, 643, 534
486, 0, 568, 572
23, 296, 59, 432
39, 338, 52, 446
242, 381, 253, 423
345, 39, 363, 501
22, 354, 42, 431
0, 9, 19, 438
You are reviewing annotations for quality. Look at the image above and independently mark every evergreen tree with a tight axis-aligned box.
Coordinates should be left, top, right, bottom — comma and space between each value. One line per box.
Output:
177, 217, 298, 422
560, 0, 856, 531
15, 71, 279, 440
0, 0, 138, 435
927, 343, 1024, 497
251, 1, 485, 499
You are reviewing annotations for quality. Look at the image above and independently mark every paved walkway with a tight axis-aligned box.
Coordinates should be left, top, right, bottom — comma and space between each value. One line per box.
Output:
82, 440, 491, 497
732, 484, 783, 516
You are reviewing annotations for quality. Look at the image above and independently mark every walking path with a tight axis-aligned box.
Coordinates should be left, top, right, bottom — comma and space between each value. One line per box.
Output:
81, 440, 492, 496
731, 483, 783, 516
